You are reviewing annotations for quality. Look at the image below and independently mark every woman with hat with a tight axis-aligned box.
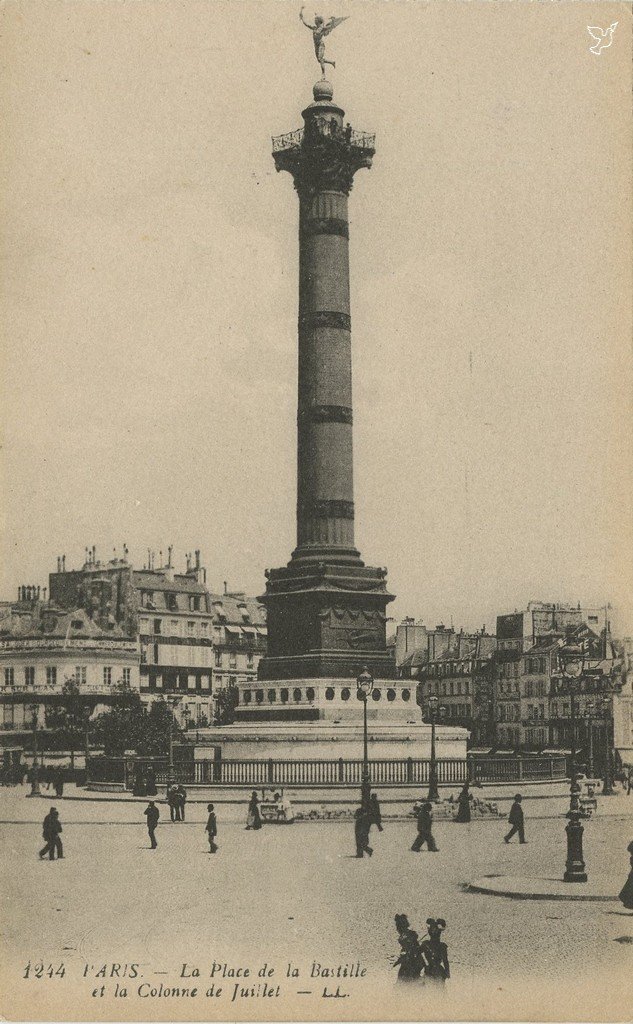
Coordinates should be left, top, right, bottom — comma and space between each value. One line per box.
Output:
420, 918, 450, 983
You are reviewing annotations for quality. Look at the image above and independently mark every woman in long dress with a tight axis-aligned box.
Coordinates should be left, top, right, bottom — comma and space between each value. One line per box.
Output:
455, 781, 471, 823
619, 840, 633, 911
246, 790, 262, 830
420, 919, 450, 983
392, 915, 423, 983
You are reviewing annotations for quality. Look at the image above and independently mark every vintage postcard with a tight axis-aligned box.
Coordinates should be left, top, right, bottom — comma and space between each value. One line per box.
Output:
1, 0, 631, 1021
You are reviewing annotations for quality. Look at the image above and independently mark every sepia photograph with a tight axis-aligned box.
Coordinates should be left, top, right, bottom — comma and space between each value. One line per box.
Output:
0, 0, 631, 1020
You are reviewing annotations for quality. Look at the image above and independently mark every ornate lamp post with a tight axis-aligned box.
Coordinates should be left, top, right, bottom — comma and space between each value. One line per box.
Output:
583, 701, 595, 778
165, 695, 182, 787
426, 695, 446, 803
597, 693, 615, 795
27, 702, 40, 797
559, 643, 588, 883
356, 667, 373, 809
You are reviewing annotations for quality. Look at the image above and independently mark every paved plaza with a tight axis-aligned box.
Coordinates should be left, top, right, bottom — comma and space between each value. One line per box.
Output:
0, 789, 631, 1021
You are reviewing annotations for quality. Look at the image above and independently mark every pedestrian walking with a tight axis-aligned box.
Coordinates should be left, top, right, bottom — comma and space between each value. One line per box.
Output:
627, 767, 633, 796
411, 801, 438, 852
205, 803, 218, 853
455, 781, 471, 823
245, 790, 262, 830
618, 840, 633, 911
504, 793, 527, 844
368, 793, 383, 832
167, 784, 178, 822
175, 784, 187, 821
53, 767, 64, 799
39, 807, 63, 860
420, 918, 450, 983
354, 804, 373, 857
144, 800, 160, 849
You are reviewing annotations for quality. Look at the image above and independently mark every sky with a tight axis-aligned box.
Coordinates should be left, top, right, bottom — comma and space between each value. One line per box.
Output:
1, 0, 631, 635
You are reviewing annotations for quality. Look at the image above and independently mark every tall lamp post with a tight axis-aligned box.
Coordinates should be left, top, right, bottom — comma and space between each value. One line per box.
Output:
426, 695, 446, 803
597, 693, 615, 796
559, 643, 588, 883
27, 702, 40, 797
166, 695, 181, 787
583, 701, 594, 779
356, 667, 373, 810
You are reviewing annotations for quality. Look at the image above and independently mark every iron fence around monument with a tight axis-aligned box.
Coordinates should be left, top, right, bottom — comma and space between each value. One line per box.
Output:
87, 754, 566, 789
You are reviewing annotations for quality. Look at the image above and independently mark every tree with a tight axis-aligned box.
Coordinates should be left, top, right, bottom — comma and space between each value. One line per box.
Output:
213, 684, 239, 726
44, 677, 89, 767
91, 699, 183, 757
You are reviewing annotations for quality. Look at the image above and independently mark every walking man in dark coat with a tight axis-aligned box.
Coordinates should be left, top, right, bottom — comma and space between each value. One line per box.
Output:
39, 807, 63, 860
354, 804, 373, 857
175, 784, 187, 821
368, 793, 383, 833
411, 801, 439, 852
167, 784, 178, 822
504, 793, 527, 843
205, 803, 218, 853
144, 800, 160, 849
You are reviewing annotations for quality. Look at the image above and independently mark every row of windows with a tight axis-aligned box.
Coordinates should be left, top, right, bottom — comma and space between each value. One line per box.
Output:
526, 703, 546, 720
444, 704, 470, 719
497, 704, 520, 722
524, 680, 547, 698
426, 661, 478, 678
144, 672, 211, 691
214, 650, 255, 669
141, 617, 211, 638
139, 618, 264, 651
140, 591, 204, 613
3, 666, 130, 688
425, 680, 471, 697
497, 662, 520, 679
242, 687, 413, 705
524, 727, 548, 745
497, 680, 520, 695
524, 657, 549, 675
497, 726, 521, 744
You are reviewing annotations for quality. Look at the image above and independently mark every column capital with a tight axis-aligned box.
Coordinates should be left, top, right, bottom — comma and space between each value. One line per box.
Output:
272, 90, 375, 197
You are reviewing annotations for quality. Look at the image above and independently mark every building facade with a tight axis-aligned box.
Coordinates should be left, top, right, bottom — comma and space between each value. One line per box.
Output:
418, 632, 497, 745
0, 600, 138, 766
48, 548, 266, 729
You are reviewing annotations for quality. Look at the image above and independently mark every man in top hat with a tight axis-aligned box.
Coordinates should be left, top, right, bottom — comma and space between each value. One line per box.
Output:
504, 793, 527, 844
144, 800, 160, 849
205, 803, 218, 853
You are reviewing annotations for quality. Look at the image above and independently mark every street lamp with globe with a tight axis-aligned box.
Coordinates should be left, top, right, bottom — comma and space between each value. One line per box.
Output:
426, 695, 446, 803
356, 667, 373, 809
558, 642, 588, 883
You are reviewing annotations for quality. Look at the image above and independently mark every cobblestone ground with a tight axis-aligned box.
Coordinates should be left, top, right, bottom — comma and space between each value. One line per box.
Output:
0, 792, 631, 1022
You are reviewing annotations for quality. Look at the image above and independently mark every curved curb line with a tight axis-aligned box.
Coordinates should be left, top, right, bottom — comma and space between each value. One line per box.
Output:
465, 880, 617, 902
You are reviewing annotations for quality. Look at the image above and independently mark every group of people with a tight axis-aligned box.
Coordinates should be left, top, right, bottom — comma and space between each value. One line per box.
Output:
354, 788, 526, 857
144, 798, 218, 851
166, 783, 187, 821
392, 914, 450, 984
